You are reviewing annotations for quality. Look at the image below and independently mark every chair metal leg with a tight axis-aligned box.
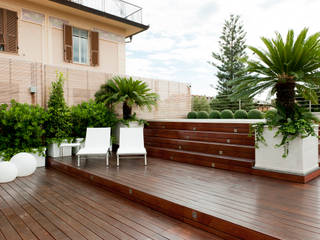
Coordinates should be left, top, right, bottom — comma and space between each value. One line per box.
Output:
144, 154, 147, 166
117, 154, 119, 167
106, 152, 109, 166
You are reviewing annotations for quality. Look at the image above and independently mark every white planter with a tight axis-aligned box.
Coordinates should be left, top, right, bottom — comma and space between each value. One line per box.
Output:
114, 121, 144, 144
10, 153, 37, 177
47, 140, 72, 158
30, 149, 46, 167
0, 162, 17, 183
255, 126, 319, 175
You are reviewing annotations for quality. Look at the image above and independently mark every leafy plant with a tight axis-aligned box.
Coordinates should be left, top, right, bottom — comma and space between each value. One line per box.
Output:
187, 111, 197, 119
197, 111, 209, 119
45, 72, 71, 144
230, 28, 320, 119
252, 105, 319, 157
192, 96, 210, 112
248, 109, 263, 119
95, 76, 159, 120
221, 109, 234, 119
209, 110, 221, 119
234, 110, 248, 119
0, 100, 48, 161
231, 28, 320, 157
70, 100, 118, 139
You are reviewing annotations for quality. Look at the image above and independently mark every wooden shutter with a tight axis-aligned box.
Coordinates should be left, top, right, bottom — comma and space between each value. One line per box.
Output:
0, 9, 4, 47
64, 24, 73, 63
5, 9, 18, 53
90, 31, 99, 66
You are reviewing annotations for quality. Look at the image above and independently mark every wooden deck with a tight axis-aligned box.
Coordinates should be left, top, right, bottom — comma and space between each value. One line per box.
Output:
49, 156, 320, 240
0, 167, 222, 240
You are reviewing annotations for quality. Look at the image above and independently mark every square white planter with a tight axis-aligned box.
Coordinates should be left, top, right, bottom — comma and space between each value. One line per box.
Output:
30, 149, 46, 167
47, 142, 72, 158
255, 126, 319, 175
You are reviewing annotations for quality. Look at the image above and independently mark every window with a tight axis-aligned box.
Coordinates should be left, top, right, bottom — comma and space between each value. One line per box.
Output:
72, 27, 89, 64
64, 24, 99, 66
0, 8, 18, 53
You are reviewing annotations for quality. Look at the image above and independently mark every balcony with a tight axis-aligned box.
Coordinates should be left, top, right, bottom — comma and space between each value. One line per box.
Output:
68, 0, 143, 24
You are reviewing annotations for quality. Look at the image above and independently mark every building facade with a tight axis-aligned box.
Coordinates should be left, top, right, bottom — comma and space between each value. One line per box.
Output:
0, 0, 191, 119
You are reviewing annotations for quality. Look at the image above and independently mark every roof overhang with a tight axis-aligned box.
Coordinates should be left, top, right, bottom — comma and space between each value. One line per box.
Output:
25, 0, 149, 38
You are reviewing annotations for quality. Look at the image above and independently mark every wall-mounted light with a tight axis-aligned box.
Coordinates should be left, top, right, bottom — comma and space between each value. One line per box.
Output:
29, 86, 37, 94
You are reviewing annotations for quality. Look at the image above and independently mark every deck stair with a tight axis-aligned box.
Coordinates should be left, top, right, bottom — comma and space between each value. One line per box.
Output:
144, 121, 255, 173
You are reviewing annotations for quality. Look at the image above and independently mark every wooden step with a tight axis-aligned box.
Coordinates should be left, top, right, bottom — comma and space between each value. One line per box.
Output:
145, 136, 255, 160
144, 128, 255, 146
146, 146, 254, 173
146, 121, 252, 133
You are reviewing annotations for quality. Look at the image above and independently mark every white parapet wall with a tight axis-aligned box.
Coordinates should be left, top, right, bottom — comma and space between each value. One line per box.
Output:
147, 119, 266, 124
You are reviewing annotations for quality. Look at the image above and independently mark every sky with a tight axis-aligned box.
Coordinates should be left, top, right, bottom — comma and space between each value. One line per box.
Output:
125, 0, 320, 98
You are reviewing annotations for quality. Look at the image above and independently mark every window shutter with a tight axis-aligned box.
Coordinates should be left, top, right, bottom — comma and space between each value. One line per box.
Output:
64, 24, 73, 63
90, 31, 99, 66
5, 10, 18, 53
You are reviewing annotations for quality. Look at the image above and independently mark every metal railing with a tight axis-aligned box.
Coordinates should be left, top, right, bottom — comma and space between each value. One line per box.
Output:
296, 97, 320, 112
68, 0, 143, 24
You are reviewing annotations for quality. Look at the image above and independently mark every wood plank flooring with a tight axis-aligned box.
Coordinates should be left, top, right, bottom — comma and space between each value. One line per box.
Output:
49, 156, 320, 240
0, 167, 222, 240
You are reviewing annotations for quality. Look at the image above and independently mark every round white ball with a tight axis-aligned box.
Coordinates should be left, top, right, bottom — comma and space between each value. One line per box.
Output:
0, 162, 18, 183
10, 153, 37, 177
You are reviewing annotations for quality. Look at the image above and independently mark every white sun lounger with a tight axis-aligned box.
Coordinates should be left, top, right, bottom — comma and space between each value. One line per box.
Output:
116, 128, 147, 167
76, 128, 111, 167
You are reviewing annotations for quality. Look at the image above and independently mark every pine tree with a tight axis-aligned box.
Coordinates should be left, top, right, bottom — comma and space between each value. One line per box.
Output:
209, 14, 253, 111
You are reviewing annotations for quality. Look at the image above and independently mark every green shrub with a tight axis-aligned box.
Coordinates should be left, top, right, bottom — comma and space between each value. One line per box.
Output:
70, 100, 118, 139
248, 109, 264, 119
209, 110, 221, 119
264, 109, 277, 120
187, 111, 197, 119
234, 110, 248, 119
221, 109, 234, 119
45, 72, 72, 144
197, 111, 209, 119
0, 100, 48, 161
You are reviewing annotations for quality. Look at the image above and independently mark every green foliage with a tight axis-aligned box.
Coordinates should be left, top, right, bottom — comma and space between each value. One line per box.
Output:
117, 113, 148, 126
209, 14, 253, 108
264, 109, 277, 119
45, 72, 71, 143
221, 109, 234, 119
95, 76, 159, 120
210, 95, 254, 112
70, 100, 118, 139
192, 96, 210, 112
0, 100, 48, 161
234, 110, 248, 119
209, 110, 221, 119
187, 111, 197, 119
230, 28, 320, 119
252, 105, 319, 157
197, 111, 209, 119
248, 109, 263, 119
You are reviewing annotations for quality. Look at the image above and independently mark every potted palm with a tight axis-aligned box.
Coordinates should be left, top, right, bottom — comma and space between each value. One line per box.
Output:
95, 76, 159, 143
231, 28, 320, 175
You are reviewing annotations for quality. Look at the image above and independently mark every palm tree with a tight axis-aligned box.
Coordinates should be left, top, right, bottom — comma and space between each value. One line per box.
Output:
230, 28, 320, 119
95, 76, 159, 120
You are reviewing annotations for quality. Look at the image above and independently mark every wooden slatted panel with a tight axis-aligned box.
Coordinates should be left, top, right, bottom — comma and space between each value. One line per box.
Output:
0, 9, 4, 46
90, 31, 99, 66
64, 24, 73, 63
6, 10, 17, 53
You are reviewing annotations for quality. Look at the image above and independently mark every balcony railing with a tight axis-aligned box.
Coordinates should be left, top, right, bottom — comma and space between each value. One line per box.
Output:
68, 0, 143, 24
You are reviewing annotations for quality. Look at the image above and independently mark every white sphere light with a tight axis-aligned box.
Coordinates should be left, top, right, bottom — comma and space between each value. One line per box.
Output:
0, 162, 18, 183
10, 153, 37, 177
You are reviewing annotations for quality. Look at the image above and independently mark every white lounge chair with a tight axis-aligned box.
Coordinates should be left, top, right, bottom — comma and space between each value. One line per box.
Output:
116, 128, 147, 167
76, 128, 111, 167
